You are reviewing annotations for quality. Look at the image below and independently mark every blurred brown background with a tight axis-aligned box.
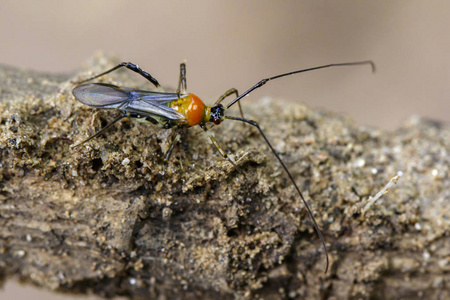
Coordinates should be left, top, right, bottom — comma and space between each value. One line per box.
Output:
0, 1, 449, 299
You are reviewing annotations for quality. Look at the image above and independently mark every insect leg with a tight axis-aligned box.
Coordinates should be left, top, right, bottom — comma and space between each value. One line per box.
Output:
71, 113, 127, 149
214, 88, 245, 119
177, 62, 187, 95
225, 115, 329, 273
199, 123, 242, 173
76, 62, 161, 88
164, 129, 182, 162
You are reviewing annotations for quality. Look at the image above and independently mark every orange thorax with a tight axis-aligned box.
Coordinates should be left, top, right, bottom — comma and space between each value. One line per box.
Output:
169, 94, 207, 126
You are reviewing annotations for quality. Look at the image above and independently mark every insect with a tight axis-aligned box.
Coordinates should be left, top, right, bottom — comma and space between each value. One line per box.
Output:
72, 60, 375, 273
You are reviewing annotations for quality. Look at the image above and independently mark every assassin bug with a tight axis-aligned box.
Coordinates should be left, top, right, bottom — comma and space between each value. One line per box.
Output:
72, 60, 375, 273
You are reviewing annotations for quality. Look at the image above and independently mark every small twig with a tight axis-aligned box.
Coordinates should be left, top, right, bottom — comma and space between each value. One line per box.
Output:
363, 171, 403, 215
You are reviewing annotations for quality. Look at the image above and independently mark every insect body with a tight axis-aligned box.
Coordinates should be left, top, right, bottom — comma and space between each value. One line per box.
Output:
73, 84, 210, 128
72, 60, 375, 273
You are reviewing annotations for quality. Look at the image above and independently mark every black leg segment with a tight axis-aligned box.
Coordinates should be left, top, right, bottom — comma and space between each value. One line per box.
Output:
71, 113, 127, 149
177, 62, 187, 95
77, 62, 161, 88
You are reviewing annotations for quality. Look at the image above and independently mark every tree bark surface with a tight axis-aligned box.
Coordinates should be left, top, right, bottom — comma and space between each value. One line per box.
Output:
0, 55, 448, 299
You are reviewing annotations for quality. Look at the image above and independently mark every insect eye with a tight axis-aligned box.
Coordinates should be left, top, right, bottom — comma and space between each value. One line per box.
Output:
210, 104, 225, 125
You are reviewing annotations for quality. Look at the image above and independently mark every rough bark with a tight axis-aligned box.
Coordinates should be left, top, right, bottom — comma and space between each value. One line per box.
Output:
0, 54, 448, 299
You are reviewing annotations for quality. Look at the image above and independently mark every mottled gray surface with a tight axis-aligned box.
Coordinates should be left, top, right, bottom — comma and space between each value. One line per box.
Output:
0, 56, 448, 299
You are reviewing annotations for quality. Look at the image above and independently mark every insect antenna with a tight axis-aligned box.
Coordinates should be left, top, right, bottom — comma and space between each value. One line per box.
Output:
225, 115, 329, 273
227, 60, 375, 109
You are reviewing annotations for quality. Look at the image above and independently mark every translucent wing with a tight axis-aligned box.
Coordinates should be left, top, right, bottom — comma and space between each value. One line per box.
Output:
73, 83, 186, 121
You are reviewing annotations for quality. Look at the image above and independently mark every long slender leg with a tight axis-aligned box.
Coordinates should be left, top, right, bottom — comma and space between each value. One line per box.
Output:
199, 123, 242, 173
164, 129, 182, 162
215, 88, 244, 119
225, 115, 329, 273
77, 62, 161, 88
177, 62, 187, 95
71, 113, 127, 149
